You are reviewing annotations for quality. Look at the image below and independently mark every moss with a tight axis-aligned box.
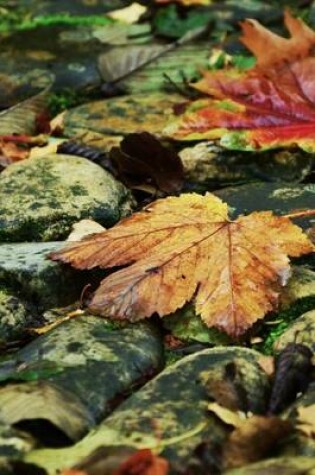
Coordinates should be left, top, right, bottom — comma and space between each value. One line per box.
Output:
253, 296, 315, 355
0, 12, 113, 34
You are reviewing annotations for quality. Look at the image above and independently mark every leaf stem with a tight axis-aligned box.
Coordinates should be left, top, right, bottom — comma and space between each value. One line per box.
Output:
284, 209, 315, 220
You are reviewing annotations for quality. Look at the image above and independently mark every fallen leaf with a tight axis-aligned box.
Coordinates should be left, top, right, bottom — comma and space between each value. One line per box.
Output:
109, 132, 184, 194
156, 0, 212, 5
107, 3, 147, 24
114, 449, 169, 475
50, 193, 314, 337
296, 405, 315, 438
223, 416, 293, 469
67, 220, 106, 242
165, 11, 315, 152
208, 402, 245, 428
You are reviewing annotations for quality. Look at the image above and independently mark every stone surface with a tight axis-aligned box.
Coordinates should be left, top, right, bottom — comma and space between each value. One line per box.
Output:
215, 183, 315, 231
0, 288, 31, 343
225, 456, 315, 474
0, 315, 164, 444
25, 347, 269, 474
0, 154, 133, 241
274, 310, 315, 355
0, 242, 83, 310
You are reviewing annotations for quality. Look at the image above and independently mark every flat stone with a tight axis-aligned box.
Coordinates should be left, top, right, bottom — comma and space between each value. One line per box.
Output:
0, 154, 133, 241
0, 316, 164, 444
0, 242, 83, 309
0, 288, 31, 343
273, 310, 315, 355
215, 183, 315, 231
25, 347, 269, 474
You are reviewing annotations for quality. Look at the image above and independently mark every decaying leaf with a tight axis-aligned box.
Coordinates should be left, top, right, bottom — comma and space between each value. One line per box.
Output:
223, 416, 293, 469
107, 3, 147, 24
156, 0, 212, 5
61, 447, 169, 475
50, 193, 314, 337
166, 11, 315, 152
296, 405, 315, 438
109, 132, 184, 194
67, 220, 106, 242
208, 402, 245, 428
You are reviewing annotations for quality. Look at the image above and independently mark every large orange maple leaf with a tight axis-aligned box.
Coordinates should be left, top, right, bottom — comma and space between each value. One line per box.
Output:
50, 194, 314, 337
165, 11, 315, 152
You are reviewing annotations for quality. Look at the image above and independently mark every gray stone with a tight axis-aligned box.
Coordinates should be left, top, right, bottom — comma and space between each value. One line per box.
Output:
0, 288, 31, 343
274, 310, 315, 355
25, 347, 269, 474
0, 315, 164, 443
0, 154, 133, 242
0, 242, 83, 309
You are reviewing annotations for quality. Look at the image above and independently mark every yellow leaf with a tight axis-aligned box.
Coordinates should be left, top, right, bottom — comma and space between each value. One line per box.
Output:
50, 193, 314, 337
296, 405, 315, 438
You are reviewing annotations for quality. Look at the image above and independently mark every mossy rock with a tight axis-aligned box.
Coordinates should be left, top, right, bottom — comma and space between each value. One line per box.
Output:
273, 310, 315, 355
0, 154, 133, 241
0, 288, 32, 344
216, 183, 315, 230
25, 347, 269, 474
0, 242, 85, 310
0, 316, 164, 443
225, 456, 315, 474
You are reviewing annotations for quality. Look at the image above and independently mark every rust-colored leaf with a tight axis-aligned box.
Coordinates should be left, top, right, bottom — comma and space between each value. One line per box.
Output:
114, 449, 169, 475
50, 193, 314, 337
166, 11, 315, 152
223, 416, 293, 469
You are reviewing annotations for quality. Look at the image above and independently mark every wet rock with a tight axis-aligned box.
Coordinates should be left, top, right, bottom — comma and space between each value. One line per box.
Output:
0, 242, 84, 310
25, 347, 269, 474
0, 288, 31, 344
224, 456, 315, 474
281, 267, 315, 307
180, 144, 313, 191
273, 310, 315, 355
0, 154, 133, 241
0, 421, 35, 460
0, 315, 163, 444
215, 183, 315, 231
61, 93, 182, 139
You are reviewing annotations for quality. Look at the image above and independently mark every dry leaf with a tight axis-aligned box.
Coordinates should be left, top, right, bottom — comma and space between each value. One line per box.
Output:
156, 0, 212, 5
166, 11, 315, 152
107, 3, 147, 24
208, 402, 245, 428
296, 405, 315, 438
67, 220, 106, 242
114, 449, 169, 475
50, 193, 314, 337
223, 416, 293, 469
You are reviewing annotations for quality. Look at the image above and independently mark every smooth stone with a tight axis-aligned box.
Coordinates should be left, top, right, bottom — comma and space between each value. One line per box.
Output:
215, 183, 315, 230
0, 242, 84, 310
0, 315, 164, 443
25, 347, 269, 474
224, 456, 315, 474
0, 288, 31, 343
0, 154, 133, 241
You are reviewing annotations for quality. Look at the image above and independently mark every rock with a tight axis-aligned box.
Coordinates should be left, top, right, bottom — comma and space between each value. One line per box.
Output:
273, 310, 315, 355
281, 267, 315, 307
215, 183, 315, 231
61, 93, 182, 139
0, 242, 84, 310
224, 456, 315, 474
0, 421, 35, 459
25, 347, 269, 474
180, 144, 312, 191
0, 288, 31, 344
0, 315, 164, 444
0, 154, 133, 241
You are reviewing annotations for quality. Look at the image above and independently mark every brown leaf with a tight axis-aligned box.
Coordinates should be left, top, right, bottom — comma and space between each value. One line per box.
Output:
223, 416, 293, 469
114, 449, 169, 475
110, 132, 184, 194
50, 193, 314, 337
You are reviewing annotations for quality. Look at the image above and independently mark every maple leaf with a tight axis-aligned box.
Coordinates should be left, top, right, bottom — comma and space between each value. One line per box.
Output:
165, 11, 315, 152
50, 193, 314, 337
